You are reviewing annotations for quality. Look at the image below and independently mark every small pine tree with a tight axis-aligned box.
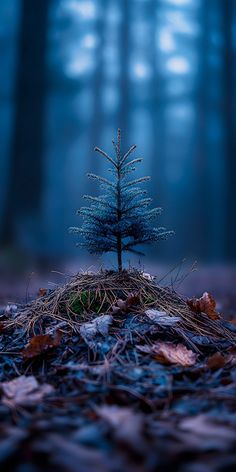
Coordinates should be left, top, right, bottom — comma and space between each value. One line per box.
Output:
69, 130, 173, 271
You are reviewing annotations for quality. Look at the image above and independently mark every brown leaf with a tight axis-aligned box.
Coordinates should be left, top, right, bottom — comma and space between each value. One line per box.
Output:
208, 350, 236, 368
229, 318, 236, 326
0, 375, 54, 408
22, 330, 62, 359
111, 292, 140, 314
38, 288, 47, 297
0, 321, 6, 333
207, 352, 227, 370
187, 292, 220, 320
137, 341, 197, 366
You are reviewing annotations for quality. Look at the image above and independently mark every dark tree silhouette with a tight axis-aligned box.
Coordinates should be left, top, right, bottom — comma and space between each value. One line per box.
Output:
1, 0, 50, 245
221, 0, 236, 260
89, 0, 108, 176
117, 0, 130, 150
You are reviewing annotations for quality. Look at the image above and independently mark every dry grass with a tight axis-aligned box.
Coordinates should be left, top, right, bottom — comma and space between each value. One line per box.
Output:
6, 270, 236, 345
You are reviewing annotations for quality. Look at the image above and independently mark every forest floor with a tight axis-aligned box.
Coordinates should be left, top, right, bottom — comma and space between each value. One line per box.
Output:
0, 267, 236, 472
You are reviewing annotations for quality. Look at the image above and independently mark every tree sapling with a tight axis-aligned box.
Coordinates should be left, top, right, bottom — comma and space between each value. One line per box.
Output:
69, 129, 173, 271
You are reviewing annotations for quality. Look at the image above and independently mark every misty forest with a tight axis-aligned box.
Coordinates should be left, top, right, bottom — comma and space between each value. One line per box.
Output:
0, 1, 236, 472
0, 0, 236, 265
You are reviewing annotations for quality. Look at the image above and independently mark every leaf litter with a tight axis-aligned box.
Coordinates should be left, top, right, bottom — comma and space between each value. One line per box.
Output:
0, 269, 236, 471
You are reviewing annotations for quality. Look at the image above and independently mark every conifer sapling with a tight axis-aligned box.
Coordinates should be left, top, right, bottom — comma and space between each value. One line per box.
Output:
69, 130, 173, 271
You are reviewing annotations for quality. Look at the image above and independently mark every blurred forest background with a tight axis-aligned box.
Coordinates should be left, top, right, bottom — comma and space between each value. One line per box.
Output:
0, 0, 236, 279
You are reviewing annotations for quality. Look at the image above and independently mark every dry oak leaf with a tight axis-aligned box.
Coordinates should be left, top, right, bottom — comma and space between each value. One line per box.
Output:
111, 292, 140, 314
38, 288, 47, 297
137, 341, 197, 367
0, 375, 54, 408
187, 292, 220, 320
22, 330, 62, 359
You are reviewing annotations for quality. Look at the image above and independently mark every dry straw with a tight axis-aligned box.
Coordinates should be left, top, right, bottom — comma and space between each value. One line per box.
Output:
6, 270, 236, 348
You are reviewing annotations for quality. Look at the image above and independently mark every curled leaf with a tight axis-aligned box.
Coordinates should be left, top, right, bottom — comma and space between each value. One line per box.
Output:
0, 375, 54, 408
22, 330, 62, 359
38, 288, 47, 297
111, 292, 140, 314
145, 309, 181, 327
80, 314, 113, 348
137, 341, 197, 367
187, 292, 220, 320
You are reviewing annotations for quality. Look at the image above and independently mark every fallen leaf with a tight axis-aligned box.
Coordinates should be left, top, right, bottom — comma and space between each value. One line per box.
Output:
207, 352, 227, 370
0, 321, 6, 333
0, 375, 54, 408
96, 405, 145, 451
145, 309, 181, 326
137, 341, 197, 366
187, 292, 220, 320
229, 318, 236, 326
38, 288, 47, 297
179, 414, 236, 441
80, 314, 112, 349
22, 330, 62, 359
141, 272, 154, 281
111, 292, 140, 314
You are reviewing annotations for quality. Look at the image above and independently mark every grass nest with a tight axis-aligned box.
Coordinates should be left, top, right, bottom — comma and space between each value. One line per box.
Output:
8, 270, 236, 346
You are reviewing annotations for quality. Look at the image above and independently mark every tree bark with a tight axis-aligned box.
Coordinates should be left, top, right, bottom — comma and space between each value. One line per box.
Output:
222, 0, 236, 261
1, 0, 50, 245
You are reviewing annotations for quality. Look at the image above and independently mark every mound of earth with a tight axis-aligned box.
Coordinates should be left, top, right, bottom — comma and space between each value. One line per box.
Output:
0, 270, 236, 471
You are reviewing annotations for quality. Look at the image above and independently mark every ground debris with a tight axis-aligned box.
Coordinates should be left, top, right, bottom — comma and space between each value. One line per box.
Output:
187, 292, 220, 320
137, 341, 197, 366
80, 314, 113, 349
22, 330, 63, 359
145, 308, 181, 326
0, 270, 236, 471
0, 375, 54, 408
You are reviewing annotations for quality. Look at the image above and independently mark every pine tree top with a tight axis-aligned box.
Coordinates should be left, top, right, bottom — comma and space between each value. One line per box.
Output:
69, 129, 174, 270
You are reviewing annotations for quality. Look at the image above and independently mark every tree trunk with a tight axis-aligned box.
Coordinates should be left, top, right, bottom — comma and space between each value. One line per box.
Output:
117, 237, 123, 272
1, 0, 50, 245
222, 0, 236, 261
118, 0, 129, 149
116, 132, 123, 271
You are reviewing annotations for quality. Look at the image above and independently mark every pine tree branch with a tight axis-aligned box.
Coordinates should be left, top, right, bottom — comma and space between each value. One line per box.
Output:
68, 227, 80, 234
83, 195, 117, 211
117, 128, 121, 162
121, 158, 142, 171
87, 173, 116, 189
122, 198, 153, 214
121, 176, 150, 190
120, 145, 137, 165
94, 147, 117, 168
